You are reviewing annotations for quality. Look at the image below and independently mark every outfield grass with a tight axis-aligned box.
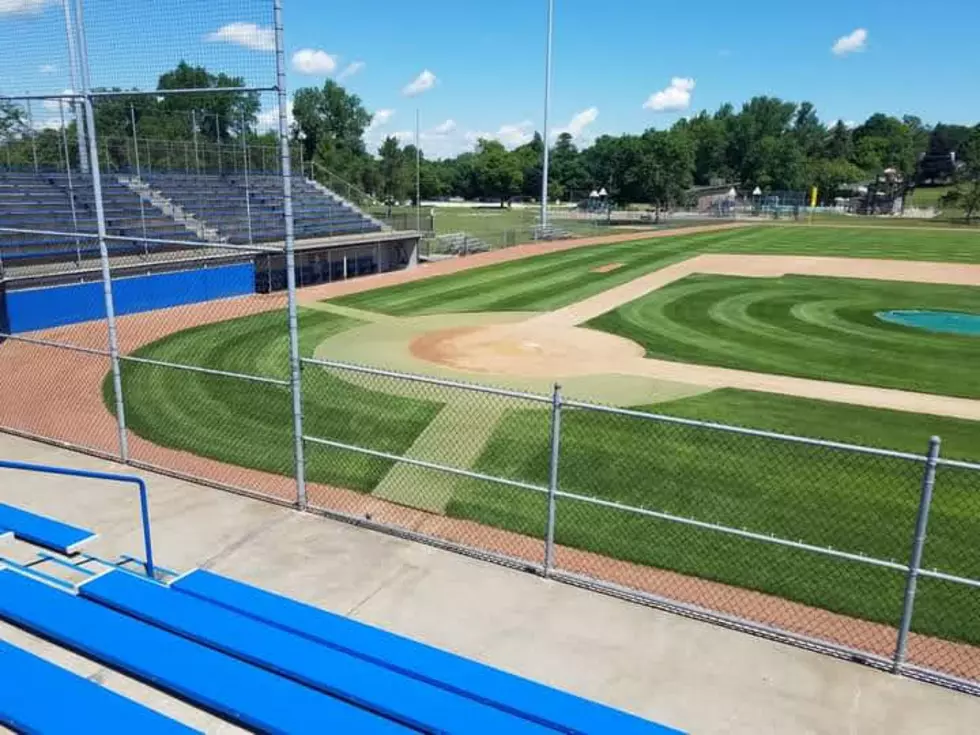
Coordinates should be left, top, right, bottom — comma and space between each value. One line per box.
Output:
588, 274, 980, 399
452, 388, 980, 643
337, 225, 980, 317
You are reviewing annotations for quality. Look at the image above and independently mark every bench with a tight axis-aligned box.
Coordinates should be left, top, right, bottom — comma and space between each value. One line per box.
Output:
173, 569, 680, 734
0, 503, 96, 555
0, 570, 410, 734
81, 570, 550, 733
0, 640, 193, 734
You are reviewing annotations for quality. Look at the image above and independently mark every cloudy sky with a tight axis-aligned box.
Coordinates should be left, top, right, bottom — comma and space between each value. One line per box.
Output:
2, 0, 979, 159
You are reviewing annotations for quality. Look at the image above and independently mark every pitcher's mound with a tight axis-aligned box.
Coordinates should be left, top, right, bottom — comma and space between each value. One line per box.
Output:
410, 323, 645, 377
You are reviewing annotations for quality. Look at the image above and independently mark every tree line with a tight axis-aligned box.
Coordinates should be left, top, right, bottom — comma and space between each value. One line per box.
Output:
3, 63, 979, 218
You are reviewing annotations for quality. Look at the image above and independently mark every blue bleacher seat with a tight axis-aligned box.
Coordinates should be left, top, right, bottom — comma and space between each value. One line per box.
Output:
0, 570, 411, 734
0, 640, 194, 735
173, 569, 681, 734
81, 570, 552, 734
0, 503, 96, 555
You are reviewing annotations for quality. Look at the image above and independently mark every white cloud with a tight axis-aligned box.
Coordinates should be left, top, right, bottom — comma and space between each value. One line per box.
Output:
366, 108, 395, 134
0, 0, 54, 15
206, 22, 276, 52
40, 89, 73, 113
553, 107, 598, 140
643, 77, 695, 112
337, 61, 365, 82
402, 69, 437, 97
832, 28, 868, 56
430, 119, 457, 136
391, 131, 415, 144
466, 120, 534, 149
256, 99, 294, 133
38, 64, 57, 74
291, 48, 337, 75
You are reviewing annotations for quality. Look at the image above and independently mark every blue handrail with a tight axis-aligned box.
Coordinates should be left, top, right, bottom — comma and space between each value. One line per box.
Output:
0, 459, 155, 578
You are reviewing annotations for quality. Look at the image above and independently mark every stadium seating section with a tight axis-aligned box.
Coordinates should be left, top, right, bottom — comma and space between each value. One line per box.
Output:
0, 170, 383, 270
0, 487, 682, 733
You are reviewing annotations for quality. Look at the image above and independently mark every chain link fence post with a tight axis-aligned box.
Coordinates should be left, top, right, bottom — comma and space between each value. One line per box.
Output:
543, 382, 562, 576
274, 0, 307, 510
893, 435, 941, 673
74, 0, 129, 461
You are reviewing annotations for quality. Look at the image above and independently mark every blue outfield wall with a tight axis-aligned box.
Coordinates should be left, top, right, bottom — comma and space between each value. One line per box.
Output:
3, 262, 256, 333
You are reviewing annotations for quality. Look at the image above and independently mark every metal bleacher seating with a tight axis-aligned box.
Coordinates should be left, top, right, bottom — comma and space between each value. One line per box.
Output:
0, 170, 196, 268
145, 172, 383, 245
0, 463, 681, 733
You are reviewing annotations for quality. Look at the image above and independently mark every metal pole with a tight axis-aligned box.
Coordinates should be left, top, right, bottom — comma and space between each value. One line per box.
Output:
61, 0, 88, 175
415, 108, 421, 233
893, 436, 941, 673
58, 101, 82, 265
540, 0, 554, 229
242, 112, 253, 247
130, 105, 149, 256
216, 113, 222, 175
74, 0, 129, 461
25, 99, 39, 173
274, 0, 307, 510
191, 110, 200, 173
543, 382, 562, 575
183, 141, 189, 173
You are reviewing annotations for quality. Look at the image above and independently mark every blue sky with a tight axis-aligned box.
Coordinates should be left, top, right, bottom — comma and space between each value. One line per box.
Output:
3, 0, 979, 158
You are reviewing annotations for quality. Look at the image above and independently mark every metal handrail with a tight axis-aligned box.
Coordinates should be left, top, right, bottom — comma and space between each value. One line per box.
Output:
0, 459, 155, 578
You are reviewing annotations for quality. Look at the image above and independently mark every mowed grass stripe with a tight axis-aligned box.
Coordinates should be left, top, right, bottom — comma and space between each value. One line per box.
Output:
336, 226, 980, 317
335, 229, 752, 315
106, 309, 443, 490
454, 388, 980, 644
589, 275, 980, 398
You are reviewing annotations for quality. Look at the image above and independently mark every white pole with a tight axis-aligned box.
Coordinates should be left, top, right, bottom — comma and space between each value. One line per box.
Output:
540, 0, 554, 228
61, 0, 89, 174
130, 104, 149, 255
415, 108, 421, 233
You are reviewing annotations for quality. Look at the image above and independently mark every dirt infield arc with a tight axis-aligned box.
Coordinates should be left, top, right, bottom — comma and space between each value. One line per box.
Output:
0, 222, 976, 684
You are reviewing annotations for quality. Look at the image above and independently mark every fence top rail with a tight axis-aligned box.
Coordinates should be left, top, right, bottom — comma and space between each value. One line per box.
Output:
936, 457, 980, 472
301, 356, 554, 404
0, 227, 282, 255
562, 399, 930, 463
0, 332, 110, 357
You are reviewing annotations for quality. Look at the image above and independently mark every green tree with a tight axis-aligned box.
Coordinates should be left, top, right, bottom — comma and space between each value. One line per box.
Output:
633, 129, 695, 216
377, 136, 411, 202
806, 159, 866, 203
292, 80, 371, 183
939, 126, 980, 222
471, 139, 522, 205
549, 132, 588, 201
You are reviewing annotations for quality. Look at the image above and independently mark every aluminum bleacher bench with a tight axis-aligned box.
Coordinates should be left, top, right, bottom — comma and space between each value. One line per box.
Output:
0, 639, 194, 734
81, 570, 553, 733
0, 570, 411, 734
172, 569, 681, 735
0, 503, 97, 555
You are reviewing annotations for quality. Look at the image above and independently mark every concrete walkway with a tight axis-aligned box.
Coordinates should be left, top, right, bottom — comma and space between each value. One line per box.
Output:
1, 432, 977, 734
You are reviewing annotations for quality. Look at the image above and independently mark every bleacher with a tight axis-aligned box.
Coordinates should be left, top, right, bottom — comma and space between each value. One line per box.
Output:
0, 466, 682, 734
144, 172, 383, 245
0, 170, 196, 268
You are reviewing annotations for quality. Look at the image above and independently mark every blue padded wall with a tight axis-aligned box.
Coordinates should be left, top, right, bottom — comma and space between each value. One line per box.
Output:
3, 262, 255, 333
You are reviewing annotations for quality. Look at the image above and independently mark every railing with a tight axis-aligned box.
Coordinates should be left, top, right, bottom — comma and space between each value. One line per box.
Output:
0, 459, 155, 578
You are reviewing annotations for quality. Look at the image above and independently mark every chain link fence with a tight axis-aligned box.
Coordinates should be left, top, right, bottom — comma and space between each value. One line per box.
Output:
0, 0, 978, 701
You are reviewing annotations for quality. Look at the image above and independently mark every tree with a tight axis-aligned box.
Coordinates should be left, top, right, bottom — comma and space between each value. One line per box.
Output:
633, 129, 694, 215
471, 139, 522, 205
792, 101, 825, 159
825, 120, 854, 161
513, 132, 544, 200
939, 126, 980, 222
377, 136, 411, 202
549, 132, 588, 201
292, 80, 371, 183
806, 159, 866, 204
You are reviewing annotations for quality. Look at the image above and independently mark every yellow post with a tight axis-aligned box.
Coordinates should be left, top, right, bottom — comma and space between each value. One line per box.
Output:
808, 186, 818, 224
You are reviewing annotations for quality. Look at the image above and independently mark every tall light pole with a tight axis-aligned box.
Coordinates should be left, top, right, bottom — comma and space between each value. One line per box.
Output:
415, 108, 421, 233
540, 0, 554, 229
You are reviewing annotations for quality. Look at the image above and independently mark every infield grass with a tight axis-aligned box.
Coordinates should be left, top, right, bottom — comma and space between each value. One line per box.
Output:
588, 274, 980, 399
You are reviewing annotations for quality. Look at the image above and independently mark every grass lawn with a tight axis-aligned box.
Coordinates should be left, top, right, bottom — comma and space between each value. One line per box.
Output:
588, 274, 980, 399
109, 223, 980, 644
906, 186, 953, 208
106, 309, 442, 491
451, 388, 980, 644
336, 225, 980, 317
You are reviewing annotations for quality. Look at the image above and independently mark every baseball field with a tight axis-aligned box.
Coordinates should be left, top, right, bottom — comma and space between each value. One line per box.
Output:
107, 224, 980, 647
